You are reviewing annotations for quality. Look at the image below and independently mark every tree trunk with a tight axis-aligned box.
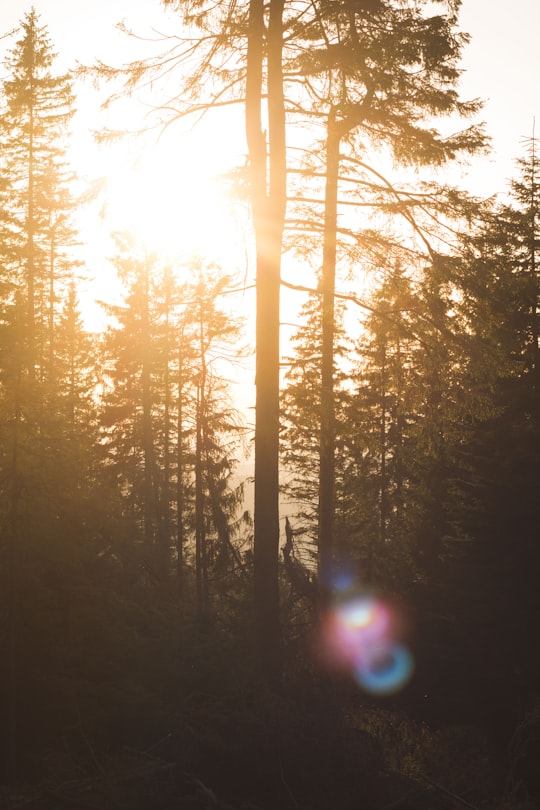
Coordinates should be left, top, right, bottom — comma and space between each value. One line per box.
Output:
528, 136, 540, 411
161, 276, 172, 578
47, 221, 56, 386
195, 380, 207, 615
26, 98, 36, 381
195, 291, 208, 615
394, 333, 404, 533
141, 257, 155, 546
246, 0, 286, 685
318, 109, 340, 594
6, 347, 22, 782
379, 331, 388, 548
176, 342, 185, 597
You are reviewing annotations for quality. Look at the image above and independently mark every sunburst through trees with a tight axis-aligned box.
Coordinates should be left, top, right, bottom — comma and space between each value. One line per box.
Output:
0, 6, 539, 806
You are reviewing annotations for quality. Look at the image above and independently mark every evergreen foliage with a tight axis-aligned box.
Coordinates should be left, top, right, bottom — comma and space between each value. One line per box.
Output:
0, 10, 99, 781
99, 239, 249, 605
0, 7, 539, 810
281, 291, 352, 546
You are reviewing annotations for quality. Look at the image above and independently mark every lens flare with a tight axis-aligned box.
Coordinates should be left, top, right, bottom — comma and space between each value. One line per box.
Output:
331, 570, 356, 593
320, 591, 414, 695
340, 597, 390, 642
354, 643, 414, 695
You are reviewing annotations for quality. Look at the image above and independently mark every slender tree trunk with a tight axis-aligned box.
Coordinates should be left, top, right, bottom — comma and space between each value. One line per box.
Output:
318, 109, 340, 593
247, 0, 286, 684
528, 136, 540, 410
395, 334, 404, 531
161, 277, 172, 578
195, 292, 208, 615
6, 349, 22, 782
176, 343, 185, 597
195, 381, 208, 615
26, 101, 36, 381
141, 258, 155, 546
380, 332, 388, 547
48, 222, 56, 386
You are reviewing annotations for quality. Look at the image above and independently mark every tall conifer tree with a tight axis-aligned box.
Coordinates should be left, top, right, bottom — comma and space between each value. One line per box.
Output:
0, 9, 77, 381
0, 10, 92, 779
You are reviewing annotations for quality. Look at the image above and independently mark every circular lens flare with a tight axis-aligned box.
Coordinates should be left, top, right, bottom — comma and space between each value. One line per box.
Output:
354, 643, 414, 695
320, 591, 414, 695
340, 597, 390, 642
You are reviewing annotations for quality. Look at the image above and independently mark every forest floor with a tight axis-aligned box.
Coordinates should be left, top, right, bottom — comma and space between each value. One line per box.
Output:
1, 687, 533, 810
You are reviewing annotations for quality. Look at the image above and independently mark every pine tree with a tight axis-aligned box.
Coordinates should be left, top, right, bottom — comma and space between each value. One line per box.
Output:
281, 290, 352, 559
0, 9, 77, 382
348, 265, 418, 584
186, 266, 248, 613
286, 0, 485, 582
100, 243, 248, 605
0, 12, 96, 778
349, 251, 505, 584
0, 8, 91, 548
446, 140, 540, 724
99, 236, 166, 557
502, 135, 540, 408
88, 0, 486, 681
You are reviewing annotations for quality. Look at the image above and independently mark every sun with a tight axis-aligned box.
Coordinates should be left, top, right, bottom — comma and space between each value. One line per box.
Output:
72, 120, 249, 329
99, 130, 244, 260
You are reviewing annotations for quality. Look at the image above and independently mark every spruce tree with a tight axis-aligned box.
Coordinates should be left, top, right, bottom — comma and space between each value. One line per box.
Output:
281, 290, 351, 556
0, 11, 95, 779
0, 9, 77, 382
446, 140, 540, 727
86, 0, 486, 680
100, 242, 248, 603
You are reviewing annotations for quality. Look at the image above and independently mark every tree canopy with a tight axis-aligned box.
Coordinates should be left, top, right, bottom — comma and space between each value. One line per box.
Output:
0, 6, 538, 810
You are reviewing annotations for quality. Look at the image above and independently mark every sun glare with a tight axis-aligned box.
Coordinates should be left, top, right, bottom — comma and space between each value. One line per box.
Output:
72, 121, 249, 330
101, 135, 241, 260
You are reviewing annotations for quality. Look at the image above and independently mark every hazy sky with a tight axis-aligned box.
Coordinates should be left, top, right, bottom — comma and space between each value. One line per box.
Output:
1, 0, 538, 398
1, 0, 539, 199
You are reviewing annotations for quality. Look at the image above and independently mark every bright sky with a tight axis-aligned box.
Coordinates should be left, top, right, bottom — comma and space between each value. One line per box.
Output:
1, 0, 539, 189
1, 0, 540, 335
456, 0, 540, 197
0, 0, 253, 324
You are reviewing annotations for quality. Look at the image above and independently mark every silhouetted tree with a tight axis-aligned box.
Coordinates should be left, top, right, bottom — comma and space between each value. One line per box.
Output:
0, 12, 91, 780
281, 289, 352, 559
100, 245, 248, 607
0, 9, 77, 381
440, 138, 540, 730
282, 0, 486, 584
82, 0, 486, 682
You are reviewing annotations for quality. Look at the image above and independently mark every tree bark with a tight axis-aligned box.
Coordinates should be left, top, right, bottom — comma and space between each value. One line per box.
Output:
318, 109, 340, 594
26, 90, 36, 381
141, 258, 155, 546
6, 348, 22, 782
195, 289, 208, 615
161, 274, 172, 579
176, 342, 185, 597
528, 136, 540, 411
379, 332, 388, 548
246, 0, 286, 685
195, 380, 207, 615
